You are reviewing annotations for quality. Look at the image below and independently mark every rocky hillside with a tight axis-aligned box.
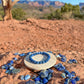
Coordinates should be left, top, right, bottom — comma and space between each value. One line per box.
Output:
18, 1, 64, 7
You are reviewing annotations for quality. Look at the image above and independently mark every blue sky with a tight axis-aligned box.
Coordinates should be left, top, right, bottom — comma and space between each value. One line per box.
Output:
51, 0, 84, 5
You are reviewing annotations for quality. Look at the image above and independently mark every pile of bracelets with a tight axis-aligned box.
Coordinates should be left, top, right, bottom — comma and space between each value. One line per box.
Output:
29, 52, 51, 64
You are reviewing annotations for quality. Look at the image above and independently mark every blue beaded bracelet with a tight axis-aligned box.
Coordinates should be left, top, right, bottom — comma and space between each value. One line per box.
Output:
29, 52, 50, 64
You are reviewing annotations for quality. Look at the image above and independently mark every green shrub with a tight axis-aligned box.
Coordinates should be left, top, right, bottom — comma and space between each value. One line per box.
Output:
12, 8, 26, 20
47, 3, 82, 20
74, 14, 84, 20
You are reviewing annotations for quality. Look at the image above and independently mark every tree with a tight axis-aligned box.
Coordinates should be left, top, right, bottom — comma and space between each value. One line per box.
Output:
1, 0, 19, 21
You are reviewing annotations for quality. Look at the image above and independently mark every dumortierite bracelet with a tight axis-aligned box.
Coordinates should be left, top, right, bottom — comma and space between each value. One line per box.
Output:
29, 52, 50, 64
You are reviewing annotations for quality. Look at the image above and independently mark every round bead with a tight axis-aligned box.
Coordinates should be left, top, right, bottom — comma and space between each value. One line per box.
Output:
75, 77, 80, 81
29, 52, 50, 64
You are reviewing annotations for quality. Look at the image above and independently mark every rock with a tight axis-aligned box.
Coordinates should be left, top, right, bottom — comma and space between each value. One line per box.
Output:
20, 75, 24, 80
12, 69, 20, 74
2, 64, 8, 70
19, 53, 25, 57
9, 66, 14, 70
32, 75, 37, 79
35, 76, 41, 81
61, 56, 66, 62
61, 73, 66, 78
54, 63, 65, 71
39, 70, 48, 78
24, 75, 31, 80
75, 77, 80, 81
71, 71, 76, 77
64, 78, 70, 84
13, 57, 17, 61
14, 52, 19, 55
47, 69, 54, 73
25, 80, 35, 84
47, 73, 52, 80
42, 78, 48, 84
70, 78, 76, 84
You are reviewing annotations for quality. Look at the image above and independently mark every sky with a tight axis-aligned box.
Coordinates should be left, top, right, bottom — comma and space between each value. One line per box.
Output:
51, 0, 84, 5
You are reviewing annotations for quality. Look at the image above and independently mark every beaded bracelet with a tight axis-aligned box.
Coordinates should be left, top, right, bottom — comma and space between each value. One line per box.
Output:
29, 52, 50, 64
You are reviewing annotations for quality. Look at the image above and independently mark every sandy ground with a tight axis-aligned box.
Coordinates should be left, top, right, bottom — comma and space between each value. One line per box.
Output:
0, 19, 84, 84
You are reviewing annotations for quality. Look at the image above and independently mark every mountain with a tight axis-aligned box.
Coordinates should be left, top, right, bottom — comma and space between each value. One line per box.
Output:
0, 0, 64, 7
18, 1, 64, 7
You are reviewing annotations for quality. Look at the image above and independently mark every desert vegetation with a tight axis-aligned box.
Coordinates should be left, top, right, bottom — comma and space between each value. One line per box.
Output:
48, 3, 84, 20
0, 3, 84, 20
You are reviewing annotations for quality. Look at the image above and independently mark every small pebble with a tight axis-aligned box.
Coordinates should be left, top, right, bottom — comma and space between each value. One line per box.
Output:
19, 53, 25, 57
13, 57, 17, 61
9, 66, 14, 70
14, 52, 19, 55
35, 76, 41, 81
75, 77, 80, 81
61, 73, 66, 78
71, 71, 76, 77
12, 69, 20, 74
32, 75, 37, 79
24, 75, 31, 80
20, 75, 24, 80
70, 78, 76, 84
25, 80, 35, 84
42, 78, 48, 84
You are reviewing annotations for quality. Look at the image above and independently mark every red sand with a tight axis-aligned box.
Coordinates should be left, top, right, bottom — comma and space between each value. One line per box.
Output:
0, 19, 84, 84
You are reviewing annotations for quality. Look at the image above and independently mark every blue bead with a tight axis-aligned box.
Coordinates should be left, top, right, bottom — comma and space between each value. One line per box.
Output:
35, 81, 41, 84
61, 57, 66, 62
24, 75, 31, 80
13, 57, 17, 61
35, 76, 41, 81
64, 82, 69, 84
11, 69, 20, 74
64, 70, 72, 78
61, 73, 66, 78
71, 71, 76, 77
27, 52, 32, 55
47, 73, 52, 80
64, 70, 70, 74
5, 70, 10, 74
42, 78, 48, 84
70, 79, 76, 84
75, 77, 80, 81
9, 66, 14, 70
7, 63, 12, 66
2, 64, 8, 69
47, 51, 52, 53
48, 69, 53, 73
10, 60, 14, 65
72, 59, 77, 63
20, 75, 24, 80
65, 78, 70, 83
19, 53, 25, 57
58, 54, 63, 57
32, 75, 37, 79
14, 52, 19, 55
25, 80, 35, 84
68, 60, 73, 64
40, 70, 48, 78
